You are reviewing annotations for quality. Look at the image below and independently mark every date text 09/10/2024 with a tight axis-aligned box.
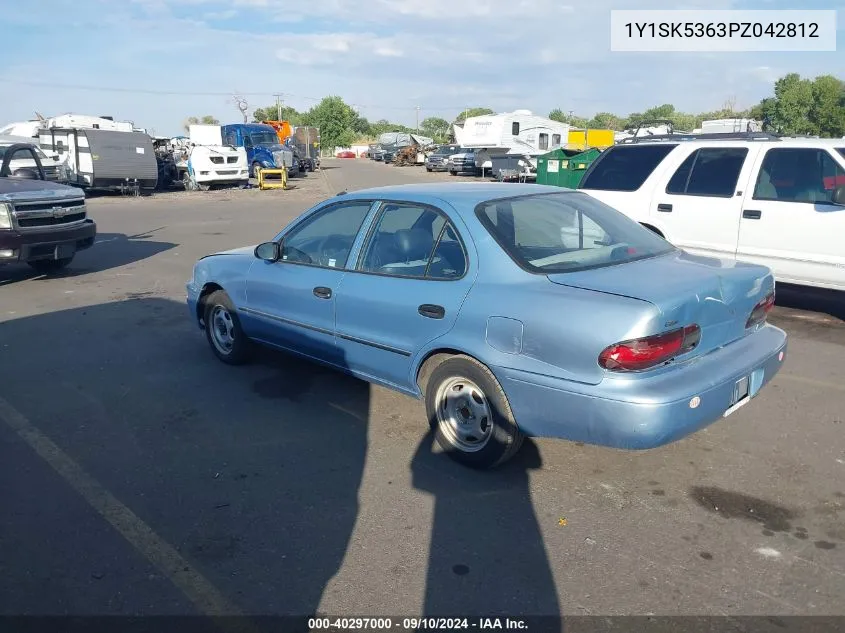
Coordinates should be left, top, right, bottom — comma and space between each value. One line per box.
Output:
308, 617, 529, 630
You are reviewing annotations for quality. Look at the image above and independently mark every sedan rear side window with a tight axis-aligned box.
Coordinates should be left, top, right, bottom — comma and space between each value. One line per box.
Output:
666, 147, 749, 197
358, 203, 467, 279
579, 145, 676, 191
477, 192, 675, 274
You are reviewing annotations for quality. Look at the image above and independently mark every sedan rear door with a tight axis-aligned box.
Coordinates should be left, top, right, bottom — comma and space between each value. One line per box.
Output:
334, 201, 476, 391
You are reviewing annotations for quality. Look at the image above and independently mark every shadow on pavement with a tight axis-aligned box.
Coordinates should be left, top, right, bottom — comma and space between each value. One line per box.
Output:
0, 296, 561, 624
0, 231, 177, 285
775, 283, 845, 322
411, 433, 561, 621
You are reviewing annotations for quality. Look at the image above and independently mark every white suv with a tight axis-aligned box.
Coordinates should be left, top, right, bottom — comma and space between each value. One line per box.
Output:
578, 134, 845, 292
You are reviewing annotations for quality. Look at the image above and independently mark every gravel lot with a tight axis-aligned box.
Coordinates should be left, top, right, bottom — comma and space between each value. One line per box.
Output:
1, 158, 844, 622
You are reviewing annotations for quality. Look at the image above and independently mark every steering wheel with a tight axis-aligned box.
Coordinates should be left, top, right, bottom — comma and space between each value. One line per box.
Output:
314, 234, 350, 267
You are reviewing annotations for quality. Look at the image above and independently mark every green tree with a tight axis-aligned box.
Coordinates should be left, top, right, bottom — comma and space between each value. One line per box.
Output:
548, 109, 589, 128
586, 112, 622, 130
809, 75, 845, 137
454, 107, 494, 123
183, 115, 220, 132
771, 73, 815, 135
302, 96, 358, 149
368, 119, 411, 137
252, 105, 303, 125
420, 117, 451, 142
641, 104, 676, 121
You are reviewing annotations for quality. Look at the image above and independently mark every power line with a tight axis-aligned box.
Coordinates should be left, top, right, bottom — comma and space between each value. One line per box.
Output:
0, 77, 472, 112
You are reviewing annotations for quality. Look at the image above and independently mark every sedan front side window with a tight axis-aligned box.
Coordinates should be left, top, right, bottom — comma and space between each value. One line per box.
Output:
280, 201, 373, 268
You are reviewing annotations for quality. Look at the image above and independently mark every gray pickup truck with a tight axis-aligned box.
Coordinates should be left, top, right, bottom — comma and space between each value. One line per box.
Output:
0, 143, 96, 273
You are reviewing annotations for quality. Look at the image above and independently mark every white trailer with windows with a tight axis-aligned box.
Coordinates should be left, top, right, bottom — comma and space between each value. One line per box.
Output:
38, 127, 158, 193
452, 110, 569, 177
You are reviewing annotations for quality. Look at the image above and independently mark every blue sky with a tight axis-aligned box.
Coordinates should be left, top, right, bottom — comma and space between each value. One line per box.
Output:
0, 0, 842, 136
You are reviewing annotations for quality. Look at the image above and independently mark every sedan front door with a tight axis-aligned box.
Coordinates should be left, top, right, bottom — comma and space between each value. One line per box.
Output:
334, 201, 476, 391
243, 199, 375, 365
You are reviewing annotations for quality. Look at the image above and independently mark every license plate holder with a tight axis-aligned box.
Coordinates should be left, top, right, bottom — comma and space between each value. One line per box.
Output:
724, 375, 751, 418
55, 243, 76, 259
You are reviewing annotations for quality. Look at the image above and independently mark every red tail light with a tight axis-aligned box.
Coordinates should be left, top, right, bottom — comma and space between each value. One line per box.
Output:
599, 324, 701, 372
746, 291, 775, 329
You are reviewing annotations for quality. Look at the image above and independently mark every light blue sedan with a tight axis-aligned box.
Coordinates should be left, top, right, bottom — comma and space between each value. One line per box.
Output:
187, 183, 787, 469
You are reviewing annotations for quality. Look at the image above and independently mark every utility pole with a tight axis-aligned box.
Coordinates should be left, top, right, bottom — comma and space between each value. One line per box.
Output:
273, 93, 283, 121
416, 106, 420, 132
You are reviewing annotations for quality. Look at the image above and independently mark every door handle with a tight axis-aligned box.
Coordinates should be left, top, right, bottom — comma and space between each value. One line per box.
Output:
418, 304, 445, 319
657, 203, 673, 212
743, 209, 762, 219
313, 286, 332, 299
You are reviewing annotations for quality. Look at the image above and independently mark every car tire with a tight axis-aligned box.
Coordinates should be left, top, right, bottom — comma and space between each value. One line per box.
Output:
203, 290, 253, 365
424, 355, 524, 469
29, 257, 73, 274
426, 167, 432, 172
449, 170, 457, 176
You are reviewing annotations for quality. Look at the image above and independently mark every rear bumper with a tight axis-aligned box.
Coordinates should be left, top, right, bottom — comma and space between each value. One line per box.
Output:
496, 324, 788, 449
0, 220, 96, 264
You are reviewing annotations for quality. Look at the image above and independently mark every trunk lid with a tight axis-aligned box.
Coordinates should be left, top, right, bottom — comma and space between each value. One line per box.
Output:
547, 251, 775, 356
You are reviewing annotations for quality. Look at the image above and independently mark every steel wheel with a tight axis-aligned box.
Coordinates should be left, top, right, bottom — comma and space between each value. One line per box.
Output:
435, 376, 494, 452
209, 305, 236, 356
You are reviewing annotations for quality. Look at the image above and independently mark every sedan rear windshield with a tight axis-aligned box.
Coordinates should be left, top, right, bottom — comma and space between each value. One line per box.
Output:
476, 192, 675, 274
579, 144, 676, 191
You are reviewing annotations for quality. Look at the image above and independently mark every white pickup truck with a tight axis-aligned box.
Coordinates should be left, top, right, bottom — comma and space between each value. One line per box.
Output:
578, 135, 845, 292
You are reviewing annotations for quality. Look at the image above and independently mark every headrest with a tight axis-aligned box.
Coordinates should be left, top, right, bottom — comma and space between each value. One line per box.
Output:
394, 228, 433, 261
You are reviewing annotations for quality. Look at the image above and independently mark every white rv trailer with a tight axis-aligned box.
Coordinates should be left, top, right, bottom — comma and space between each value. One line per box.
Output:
0, 121, 44, 138
38, 127, 158, 193
46, 114, 136, 132
172, 125, 249, 190
452, 110, 570, 177
694, 118, 762, 133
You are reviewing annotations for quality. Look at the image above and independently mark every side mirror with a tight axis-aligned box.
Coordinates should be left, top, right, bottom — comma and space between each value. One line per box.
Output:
254, 241, 280, 262
53, 155, 59, 161
833, 185, 845, 206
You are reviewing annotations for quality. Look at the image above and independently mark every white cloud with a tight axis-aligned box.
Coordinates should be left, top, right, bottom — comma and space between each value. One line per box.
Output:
0, 0, 841, 136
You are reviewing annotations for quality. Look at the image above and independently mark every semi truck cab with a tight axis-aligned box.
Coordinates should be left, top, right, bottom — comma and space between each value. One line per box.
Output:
220, 123, 296, 178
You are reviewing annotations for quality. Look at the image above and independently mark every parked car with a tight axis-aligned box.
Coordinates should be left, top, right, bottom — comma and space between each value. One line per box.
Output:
0, 143, 96, 273
448, 149, 480, 176
382, 149, 397, 163
578, 134, 845, 292
187, 183, 787, 469
336, 151, 356, 159
425, 144, 461, 172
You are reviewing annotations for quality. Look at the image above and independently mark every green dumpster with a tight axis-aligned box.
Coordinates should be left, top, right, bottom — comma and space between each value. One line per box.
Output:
536, 147, 602, 189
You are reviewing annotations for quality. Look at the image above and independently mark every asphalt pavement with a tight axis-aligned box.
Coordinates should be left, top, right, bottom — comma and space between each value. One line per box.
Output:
1, 159, 843, 622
